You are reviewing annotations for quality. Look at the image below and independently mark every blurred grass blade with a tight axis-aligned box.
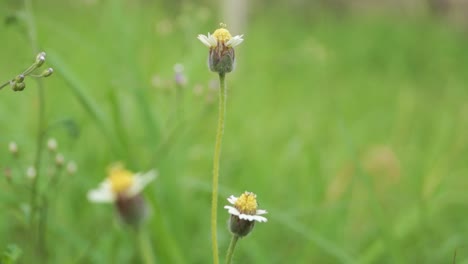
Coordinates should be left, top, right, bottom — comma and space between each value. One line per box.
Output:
274, 213, 356, 264
46, 50, 123, 155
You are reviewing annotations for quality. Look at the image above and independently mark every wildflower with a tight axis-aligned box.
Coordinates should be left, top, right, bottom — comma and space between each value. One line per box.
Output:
197, 23, 243, 74
26, 166, 36, 179
8, 142, 18, 155
66, 161, 77, 175
224, 191, 267, 237
47, 138, 58, 152
55, 153, 64, 167
174, 63, 187, 86
87, 164, 157, 226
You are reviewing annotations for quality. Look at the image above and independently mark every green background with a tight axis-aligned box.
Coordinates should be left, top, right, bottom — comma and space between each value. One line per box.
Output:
1, 0, 468, 263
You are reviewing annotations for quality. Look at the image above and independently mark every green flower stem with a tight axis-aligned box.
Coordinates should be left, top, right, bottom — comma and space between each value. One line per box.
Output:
225, 235, 239, 264
138, 228, 156, 264
211, 72, 227, 264
0, 80, 11, 90
23, 0, 48, 257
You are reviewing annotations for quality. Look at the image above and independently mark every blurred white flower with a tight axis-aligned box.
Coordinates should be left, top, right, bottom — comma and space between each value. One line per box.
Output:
87, 164, 157, 203
55, 153, 65, 167
47, 138, 58, 152
8, 141, 18, 155
66, 161, 77, 175
26, 166, 36, 179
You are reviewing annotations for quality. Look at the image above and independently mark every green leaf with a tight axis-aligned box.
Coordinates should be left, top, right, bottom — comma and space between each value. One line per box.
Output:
1, 244, 22, 264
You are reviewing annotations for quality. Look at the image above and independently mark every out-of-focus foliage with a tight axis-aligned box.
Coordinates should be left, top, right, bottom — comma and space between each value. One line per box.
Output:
0, 0, 468, 263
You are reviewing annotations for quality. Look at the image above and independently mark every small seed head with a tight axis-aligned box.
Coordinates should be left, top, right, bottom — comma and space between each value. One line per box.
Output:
13, 82, 26, 91
47, 138, 58, 152
26, 166, 37, 179
55, 153, 65, 167
66, 161, 77, 175
8, 142, 18, 155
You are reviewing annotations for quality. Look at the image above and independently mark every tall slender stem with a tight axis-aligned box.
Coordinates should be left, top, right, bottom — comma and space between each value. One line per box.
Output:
24, 0, 47, 256
225, 235, 239, 264
138, 228, 156, 264
211, 73, 227, 264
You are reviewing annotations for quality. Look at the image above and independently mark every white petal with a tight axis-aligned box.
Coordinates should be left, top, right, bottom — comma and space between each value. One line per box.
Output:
226, 35, 244, 47
87, 181, 115, 203
256, 209, 268, 215
224, 206, 240, 216
207, 34, 217, 46
227, 195, 238, 204
125, 170, 157, 197
237, 213, 267, 222
238, 214, 255, 221
252, 215, 268, 222
197, 34, 212, 47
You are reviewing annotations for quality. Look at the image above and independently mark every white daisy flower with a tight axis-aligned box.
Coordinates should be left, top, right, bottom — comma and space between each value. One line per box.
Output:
197, 23, 244, 74
87, 164, 157, 203
224, 192, 268, 223
197, 24, 244, 48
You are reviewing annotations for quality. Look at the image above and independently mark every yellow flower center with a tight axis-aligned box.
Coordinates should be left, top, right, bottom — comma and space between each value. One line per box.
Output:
212, 23, 232, 43
107, 164, 134, 194
234, 192, 258, 214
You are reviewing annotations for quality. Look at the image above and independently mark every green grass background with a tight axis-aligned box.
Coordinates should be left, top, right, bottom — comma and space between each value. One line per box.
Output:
1, 0, 468, 263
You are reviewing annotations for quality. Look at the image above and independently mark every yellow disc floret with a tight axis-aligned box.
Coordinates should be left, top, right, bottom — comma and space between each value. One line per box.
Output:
212, 23, 232, 43
108, 164, 134, 194
234, 192, 258, 214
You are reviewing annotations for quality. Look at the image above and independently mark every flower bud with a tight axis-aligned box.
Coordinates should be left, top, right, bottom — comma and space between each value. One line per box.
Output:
116, 193, 148, 227
209, 47, 235, 74
41, 68, 54, 77
26, 166, 36, 179
15, 74, 25, 83
47, 138, 58, 152
66, 161, 77, 175
55, 153, 65, 167
8, 142, 18, 155
174, 64, 187, 86
36, 52, 46, 67
229, 214, 256, 237
13, 82, 25, 91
